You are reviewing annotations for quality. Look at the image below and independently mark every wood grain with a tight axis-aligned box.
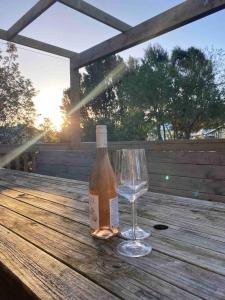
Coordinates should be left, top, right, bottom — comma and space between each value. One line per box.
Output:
7, 0, 56, 40
0, 28, 77, 58
2, 183, 225, 276
0, 225, 117, 300
0, 194, 222, 299
0, 206, 202, 300
72, 0, 225, 67
2, 169, 225, 298
59, 0, 131, 32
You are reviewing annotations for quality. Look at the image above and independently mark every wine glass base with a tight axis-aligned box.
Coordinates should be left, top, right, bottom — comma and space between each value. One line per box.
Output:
117, 240, 152, 257
120, 226, 151, 240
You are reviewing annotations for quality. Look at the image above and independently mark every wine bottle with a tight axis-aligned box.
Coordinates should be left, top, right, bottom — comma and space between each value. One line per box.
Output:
89, 125, 119, 239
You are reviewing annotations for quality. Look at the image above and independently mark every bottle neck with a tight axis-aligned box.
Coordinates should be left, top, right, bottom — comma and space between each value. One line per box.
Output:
96, 147, 108, 156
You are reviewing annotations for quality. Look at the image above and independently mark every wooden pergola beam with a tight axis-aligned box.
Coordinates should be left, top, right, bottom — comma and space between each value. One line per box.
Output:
7, 0, 57, 40
72, 0, 225, 68
70, 60, 81, 146
0, 29, 77, 58
58, 0, 131, 32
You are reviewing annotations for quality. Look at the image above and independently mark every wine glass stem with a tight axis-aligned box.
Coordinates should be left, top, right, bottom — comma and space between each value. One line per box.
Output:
132, 200, 137, 240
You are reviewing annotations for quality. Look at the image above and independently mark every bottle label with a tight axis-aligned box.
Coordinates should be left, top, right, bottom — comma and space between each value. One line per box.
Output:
96, 125, 107, 148
89, 194, 99, 229
110, 197, 119, 228
96, 133, 107, 148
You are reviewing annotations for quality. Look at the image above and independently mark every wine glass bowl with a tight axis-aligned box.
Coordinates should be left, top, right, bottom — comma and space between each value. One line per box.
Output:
117, 181, 148, 203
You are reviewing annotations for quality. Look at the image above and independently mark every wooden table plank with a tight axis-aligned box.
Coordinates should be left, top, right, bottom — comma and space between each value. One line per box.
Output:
3, 168, 225, 212
2, 175, 225, 253
0, 206, 201, 300
1, 168, 225, 299
0, 187, 223, 299
1, 189, 225, 278
2, 178, 225, 243
0, 224, 117, 300
0, 171, 224, 225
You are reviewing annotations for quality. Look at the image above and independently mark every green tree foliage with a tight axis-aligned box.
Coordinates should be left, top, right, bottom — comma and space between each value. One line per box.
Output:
60, 88, 73, 142
0, 43, 36, 143
119, 45, 225, 140
82, 55, 124, 119
60, 55, 128, 141
119, 46, 172, 140
169, 47, 225, 139
60, 44, 225, 142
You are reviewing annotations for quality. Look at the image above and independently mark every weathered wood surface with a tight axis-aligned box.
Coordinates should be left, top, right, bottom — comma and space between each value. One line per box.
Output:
1, 139, 225, 152
1, 0, 225, 68
59, 0, 131, 32
1, 169, 225, 299
0, 28, 77, 58
7, 0, 57, 40
34, 146, 225, 202
70, 62, 81, 146
72, 0, 225, 67
0, 148, 38, 173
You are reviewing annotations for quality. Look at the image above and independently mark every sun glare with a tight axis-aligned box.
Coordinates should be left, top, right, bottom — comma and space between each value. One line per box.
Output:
0, 63, 126, 168
34, 87, 64, 131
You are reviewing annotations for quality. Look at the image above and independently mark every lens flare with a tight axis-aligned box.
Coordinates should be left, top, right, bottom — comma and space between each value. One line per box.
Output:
68, 63, 126, 116
0, 62, 127, 169
0, 132, 45, 168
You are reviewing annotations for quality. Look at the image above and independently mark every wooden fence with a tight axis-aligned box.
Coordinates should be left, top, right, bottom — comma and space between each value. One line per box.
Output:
0, 145, 39, 172
1, 139, 225, 202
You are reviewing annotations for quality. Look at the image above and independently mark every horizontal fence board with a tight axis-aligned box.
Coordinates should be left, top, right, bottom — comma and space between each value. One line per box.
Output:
1, 139, 225, 152
149, 162, 225, 180
149, 174, 225, 196
148, 151, 225, 166
80, 139, 225, 151
1, 139, 225, 202
36, 150, 95, 167
37, 164, 92, 181
149, 185, 225, 203
107, 140, 225, 151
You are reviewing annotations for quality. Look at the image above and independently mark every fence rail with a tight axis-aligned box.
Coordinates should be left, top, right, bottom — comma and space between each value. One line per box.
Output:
80, 139, 225, 151
1, 139, 225, 202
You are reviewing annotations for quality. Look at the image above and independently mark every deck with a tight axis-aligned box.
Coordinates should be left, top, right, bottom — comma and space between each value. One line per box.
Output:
0, 168, 225, 299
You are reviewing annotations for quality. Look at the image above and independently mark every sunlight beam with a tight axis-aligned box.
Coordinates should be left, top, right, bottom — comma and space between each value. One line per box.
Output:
68, 62, 127, 116
0, 62, 127, 169
0, 132, 44, 168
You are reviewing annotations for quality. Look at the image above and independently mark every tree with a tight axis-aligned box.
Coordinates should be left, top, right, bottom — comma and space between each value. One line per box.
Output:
60, 55, 126, 142
60, 45, 225, 142
119, 45, 172, 140
0, 43, 36, 143
82, 55, 124, 120
118, 45, 225, 140
60, 88, 73, 142
169, 47, 225, 139
39, 117, 59, 143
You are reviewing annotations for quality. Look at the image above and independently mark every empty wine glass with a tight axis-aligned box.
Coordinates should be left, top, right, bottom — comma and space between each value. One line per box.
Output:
116, 149, 151, 240
115, 149, 152, 257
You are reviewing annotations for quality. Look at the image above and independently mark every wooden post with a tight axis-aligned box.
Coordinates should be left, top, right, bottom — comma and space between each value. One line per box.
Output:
70, 59, 81, 147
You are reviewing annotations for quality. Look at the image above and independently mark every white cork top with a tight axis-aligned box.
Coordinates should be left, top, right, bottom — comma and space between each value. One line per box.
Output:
96, 125, 107, 148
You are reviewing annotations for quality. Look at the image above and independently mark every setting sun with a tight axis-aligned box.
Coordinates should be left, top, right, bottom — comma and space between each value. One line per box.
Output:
34, 87, 64, 131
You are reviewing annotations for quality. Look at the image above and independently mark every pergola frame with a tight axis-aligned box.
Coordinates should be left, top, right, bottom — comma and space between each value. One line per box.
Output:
1, 0, 225, 146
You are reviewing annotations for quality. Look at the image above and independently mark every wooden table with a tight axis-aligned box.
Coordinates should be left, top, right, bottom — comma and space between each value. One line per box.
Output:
1, 169, 225, 300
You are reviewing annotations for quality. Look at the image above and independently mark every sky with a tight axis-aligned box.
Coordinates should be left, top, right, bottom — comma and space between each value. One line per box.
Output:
0, 0, 225, 129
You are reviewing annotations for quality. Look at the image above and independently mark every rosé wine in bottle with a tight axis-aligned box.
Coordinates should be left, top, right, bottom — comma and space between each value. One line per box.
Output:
89, 125, 119, 239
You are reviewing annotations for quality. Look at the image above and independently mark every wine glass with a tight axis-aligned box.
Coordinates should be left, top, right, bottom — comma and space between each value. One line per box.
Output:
115, 149, 152, 257
116, 149, 151, 240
